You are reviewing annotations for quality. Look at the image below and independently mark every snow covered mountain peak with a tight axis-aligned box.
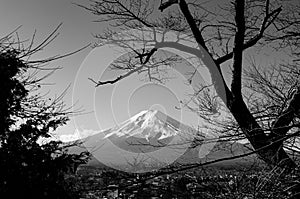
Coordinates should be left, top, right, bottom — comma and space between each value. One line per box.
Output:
104, 109, 181, 140
128, 109, 159, 127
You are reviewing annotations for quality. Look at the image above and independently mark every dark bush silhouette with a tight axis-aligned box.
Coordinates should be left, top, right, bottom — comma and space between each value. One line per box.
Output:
0, 28, 89, 199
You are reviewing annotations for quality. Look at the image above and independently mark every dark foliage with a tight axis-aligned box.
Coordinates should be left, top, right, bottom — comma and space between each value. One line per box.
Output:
0, 29, 89, 199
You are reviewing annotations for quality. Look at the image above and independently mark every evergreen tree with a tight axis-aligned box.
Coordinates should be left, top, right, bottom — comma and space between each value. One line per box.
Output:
0, 27, 89, 199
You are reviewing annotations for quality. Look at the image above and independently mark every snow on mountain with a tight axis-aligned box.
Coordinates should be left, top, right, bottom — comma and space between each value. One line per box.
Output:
68, 109, 257, 172
104, 110, 183, 141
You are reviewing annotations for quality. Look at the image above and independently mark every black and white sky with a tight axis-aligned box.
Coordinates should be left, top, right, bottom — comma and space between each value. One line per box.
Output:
1, 0, 298, 141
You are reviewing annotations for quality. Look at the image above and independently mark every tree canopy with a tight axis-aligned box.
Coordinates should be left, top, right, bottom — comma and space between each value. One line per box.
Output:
79, 0, 300, 169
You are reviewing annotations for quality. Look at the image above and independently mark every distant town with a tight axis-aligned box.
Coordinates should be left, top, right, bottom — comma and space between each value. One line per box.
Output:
75, 165, 267, 199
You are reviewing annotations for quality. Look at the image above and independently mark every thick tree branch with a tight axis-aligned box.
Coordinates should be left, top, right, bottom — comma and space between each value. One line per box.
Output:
231, 0, 246, 98
155, 41, 232, 103
178, 0, 209, 52
216, 6, 282, 65
159, 0, 178, 12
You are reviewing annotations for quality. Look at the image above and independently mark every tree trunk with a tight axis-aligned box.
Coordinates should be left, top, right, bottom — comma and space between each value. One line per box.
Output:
228, 96, 296, 168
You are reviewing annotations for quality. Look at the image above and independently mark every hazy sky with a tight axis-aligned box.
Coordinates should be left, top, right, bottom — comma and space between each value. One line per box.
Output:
1, 0, 295, 141
0, 0, 99, 139
0, 0, 211, 141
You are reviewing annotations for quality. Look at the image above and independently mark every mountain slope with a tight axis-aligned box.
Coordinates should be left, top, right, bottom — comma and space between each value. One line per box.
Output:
69, 110, 258, 172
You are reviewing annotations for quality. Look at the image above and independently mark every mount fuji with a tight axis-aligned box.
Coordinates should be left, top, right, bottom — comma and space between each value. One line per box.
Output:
69, 109, 256, 171
100, 110, 201, 153
104, 110, 181, 141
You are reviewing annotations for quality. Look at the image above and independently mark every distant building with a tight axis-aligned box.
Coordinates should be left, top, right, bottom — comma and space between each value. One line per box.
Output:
106, 184, 119, 199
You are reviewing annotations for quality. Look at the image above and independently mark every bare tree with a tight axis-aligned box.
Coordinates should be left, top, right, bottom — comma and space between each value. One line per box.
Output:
78, 0, 300, 168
